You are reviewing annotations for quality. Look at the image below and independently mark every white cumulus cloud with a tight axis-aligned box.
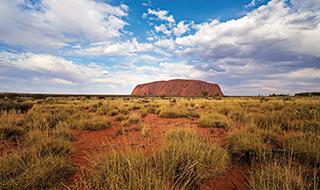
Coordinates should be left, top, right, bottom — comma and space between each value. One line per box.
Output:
143, 8, 175, 23
0, 0, 129, 51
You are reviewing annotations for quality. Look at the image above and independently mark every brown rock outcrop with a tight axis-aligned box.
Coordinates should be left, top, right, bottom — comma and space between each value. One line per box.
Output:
131, 79, 224, 96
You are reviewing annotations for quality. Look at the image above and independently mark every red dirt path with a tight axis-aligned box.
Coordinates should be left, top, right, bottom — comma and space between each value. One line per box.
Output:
69, 113, 249, 190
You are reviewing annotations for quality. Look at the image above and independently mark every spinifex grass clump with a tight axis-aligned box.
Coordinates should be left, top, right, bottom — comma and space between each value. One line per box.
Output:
139, 122, 150, 137
0, 100, 33, 113
159, 105, 200, 119
128, 113, 140, 124
249, 112, 290, 130
52, 123, 74, 141
198, 113, 233, 129
107, 109, 118, 116
0, 151, 74, 190
114, 114, 127, 121
140, 109, 148, 117
25, 130, 74, 157
23, 105, 83, 130
77, 151, 169, 190
0, 131, 74, 189
0, 112, 24, 141
76, 117, 112, 130
284, 133, 320, 166
155, 128, 230, 189
24, 105, 112, 131
248, 160, 308, 190
227, 127, 271, 160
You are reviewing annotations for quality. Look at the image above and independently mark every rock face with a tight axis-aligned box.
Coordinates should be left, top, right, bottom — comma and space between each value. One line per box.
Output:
131, 79, 224, 96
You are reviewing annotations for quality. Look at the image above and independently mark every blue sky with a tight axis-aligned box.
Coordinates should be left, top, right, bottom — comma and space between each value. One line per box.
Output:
0, 0, 319, 95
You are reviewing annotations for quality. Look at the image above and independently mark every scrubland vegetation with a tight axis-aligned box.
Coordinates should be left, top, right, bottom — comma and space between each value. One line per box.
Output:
0, 94, 320, 189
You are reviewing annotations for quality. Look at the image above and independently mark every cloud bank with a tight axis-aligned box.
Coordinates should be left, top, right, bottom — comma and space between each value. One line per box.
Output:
0, 0, 319, 95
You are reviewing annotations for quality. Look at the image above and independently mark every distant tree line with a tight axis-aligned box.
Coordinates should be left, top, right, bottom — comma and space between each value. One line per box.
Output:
295, 92, 320, 96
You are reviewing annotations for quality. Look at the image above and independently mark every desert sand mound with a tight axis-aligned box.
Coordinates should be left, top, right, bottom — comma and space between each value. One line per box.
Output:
131, 79, 224, 96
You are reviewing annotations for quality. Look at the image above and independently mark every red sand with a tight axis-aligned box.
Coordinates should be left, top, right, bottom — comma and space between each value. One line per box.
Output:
69, 112, 248, 189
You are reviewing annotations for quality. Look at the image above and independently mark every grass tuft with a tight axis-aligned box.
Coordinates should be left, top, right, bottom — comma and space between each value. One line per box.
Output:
198, 113, 233, 129
284, 133, 320, 166
227, 128, 269, 160
248, 160, 306, 190
155, 128, 230, 189
76, 151, 168, 190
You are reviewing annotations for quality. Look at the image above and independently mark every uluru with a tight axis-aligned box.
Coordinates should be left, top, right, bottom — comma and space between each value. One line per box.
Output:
131, 79, 224, 96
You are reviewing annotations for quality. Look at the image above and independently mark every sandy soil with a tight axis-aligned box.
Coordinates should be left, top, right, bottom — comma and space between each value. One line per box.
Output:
69, 112, 249, 190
